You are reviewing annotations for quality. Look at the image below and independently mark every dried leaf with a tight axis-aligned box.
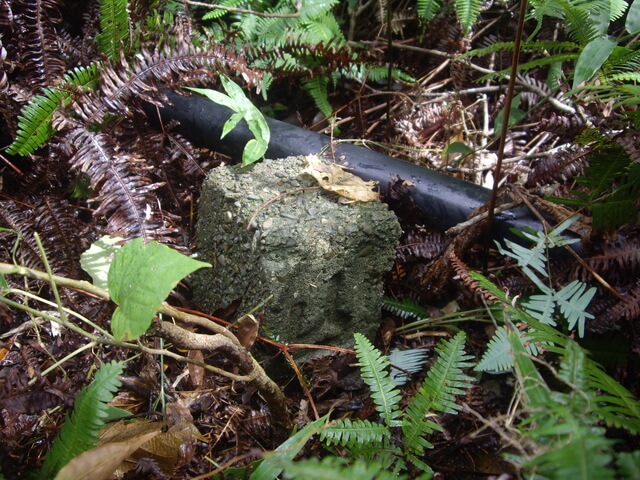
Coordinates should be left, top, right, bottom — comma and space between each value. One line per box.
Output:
302, 155, 379, 203
187, 349, 205, 388
54, 430, 159, 480
100, 410, 205, 475
234, 314, 259, 349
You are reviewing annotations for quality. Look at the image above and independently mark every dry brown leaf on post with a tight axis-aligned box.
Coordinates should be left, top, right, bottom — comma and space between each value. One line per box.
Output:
303, 155, 379, 203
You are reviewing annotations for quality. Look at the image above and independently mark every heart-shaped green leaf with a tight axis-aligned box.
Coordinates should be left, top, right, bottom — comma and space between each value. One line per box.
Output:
108, 239, 210, 341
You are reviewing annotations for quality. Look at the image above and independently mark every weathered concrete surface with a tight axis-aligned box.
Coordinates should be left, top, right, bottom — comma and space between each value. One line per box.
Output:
192, 155, 401, 357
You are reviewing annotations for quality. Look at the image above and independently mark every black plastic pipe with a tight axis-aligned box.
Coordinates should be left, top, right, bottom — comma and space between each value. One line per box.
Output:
144, 90, 579, 249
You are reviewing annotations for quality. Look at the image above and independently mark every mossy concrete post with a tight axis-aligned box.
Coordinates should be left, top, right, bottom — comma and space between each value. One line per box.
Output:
193, 156, 401, 359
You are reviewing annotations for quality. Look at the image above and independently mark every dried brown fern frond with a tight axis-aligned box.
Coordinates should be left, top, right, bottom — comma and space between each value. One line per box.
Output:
75, 42, 261, 126
525, 146, 589, 188
397, 231, 448, 262
0, 199, 42, 269
13, 0, 67, 89
607, 281, 640, 323
450, 250, 500, 304
615, 130, 640, 164
537, 111, 589, 138
585, 240, 640, 280
245, 40, 355, 77
62, 126, 184, 246
32, 197, 86, 278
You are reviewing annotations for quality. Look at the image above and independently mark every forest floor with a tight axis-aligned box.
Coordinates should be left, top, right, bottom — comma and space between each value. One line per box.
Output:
1, 2, 640, 479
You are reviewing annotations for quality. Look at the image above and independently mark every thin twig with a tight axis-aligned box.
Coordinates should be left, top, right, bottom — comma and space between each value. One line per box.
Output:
484, 0, 529, 270
446, 201, 521, 236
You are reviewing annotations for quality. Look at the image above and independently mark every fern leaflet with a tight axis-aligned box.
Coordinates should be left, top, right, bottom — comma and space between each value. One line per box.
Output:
302, 76, 333, 119
416, 0, 442, 21
320, 418, 389, 448
39, 360, 124, 478
555, 280, 596, 337
354, 333, 402, 428
402, 332, 474, 456
455, 0, 481, 35
7, 64, 99, 156
96, 0, 130, 61
476, 326, 540, 372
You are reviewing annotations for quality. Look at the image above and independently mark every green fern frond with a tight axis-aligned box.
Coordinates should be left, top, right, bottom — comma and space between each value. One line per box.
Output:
62, 64, 101, 90
460, 41, 578, 58
475, 326, 540, 372
7, 64, 99, 156
302, 76, 333, 119
6, 87, 65, 156
416, 0, 442, 21
40, 360, 125, 478
320, 418, 389, 448
343, 64, 416, 85
382, 296, 429, 321
551, 145, 639, 232
455, 0, 481, 36
586, 362, 640, 433
496, 238, 548, 282
524, 421, 616, 479
606, 72, 640, 83
303, 12, 343, 43
96, 0, 130, 61
281, 457, 406, 480
555, 280, 596, 337
402, 332, 474, 456
523, 292, 556, 326
202, 0, 244, 20
354, 333, 402, 428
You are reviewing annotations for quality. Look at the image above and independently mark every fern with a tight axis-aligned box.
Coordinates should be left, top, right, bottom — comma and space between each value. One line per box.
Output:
475, 326, 539, 372
96, 0, 130, 61
354, 333, 402, 428
474, 218, 597, 371
280, 457, 408, 480
549, 138, 640, 232
6, 87, 66, 156
7, 64, 99, 156
320, 418, 389, 448
388, 348, 429, 386
315, 332, 473, 476
39, 360, 125, 478
455, 0, 481, 36
383, 296, 430, 321
416, 0, 442, 22
585, 361, 640, 433
460, 41, 579, 59
302, 76, 333, 119
402, 332, 474, 457
508, 334, 628, 479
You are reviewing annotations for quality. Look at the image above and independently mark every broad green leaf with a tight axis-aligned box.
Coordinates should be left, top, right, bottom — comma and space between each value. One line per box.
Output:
186, 87, 234, 109
186, 78, 270, 167
222, 112, 243, 139
243, 138, 268, 167
442, 141, 474, 156
108, 239, 210, 341
80, 235, 123, 291
627, 0, 640, 34
572, 36, 616, 89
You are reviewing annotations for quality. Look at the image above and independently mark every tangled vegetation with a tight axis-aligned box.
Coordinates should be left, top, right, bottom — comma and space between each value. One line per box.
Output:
1, 0, 640, 478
